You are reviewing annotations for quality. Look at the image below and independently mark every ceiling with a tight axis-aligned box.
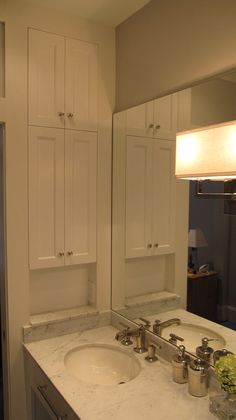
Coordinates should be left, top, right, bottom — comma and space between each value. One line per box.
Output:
25, 0, 152, 27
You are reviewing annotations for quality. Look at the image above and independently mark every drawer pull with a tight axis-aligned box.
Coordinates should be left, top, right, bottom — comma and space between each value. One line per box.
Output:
37, 385, 67, 420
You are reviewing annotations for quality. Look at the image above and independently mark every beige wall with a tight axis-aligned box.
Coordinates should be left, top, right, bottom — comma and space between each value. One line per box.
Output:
116, 0, 236, 111
0, 0, 115, 418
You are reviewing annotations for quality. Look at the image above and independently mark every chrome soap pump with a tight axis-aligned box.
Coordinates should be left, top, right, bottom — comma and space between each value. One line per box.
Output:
196, 337, 214, 363
172, 345, 190, 384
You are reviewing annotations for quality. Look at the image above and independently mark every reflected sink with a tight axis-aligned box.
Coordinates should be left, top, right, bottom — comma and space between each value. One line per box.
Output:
161, 323, 226, 354
64, 344, 141, 385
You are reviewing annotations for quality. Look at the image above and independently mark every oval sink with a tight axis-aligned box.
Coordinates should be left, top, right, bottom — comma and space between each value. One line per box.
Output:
161, 323, 226, 354
64, 344, 141, 385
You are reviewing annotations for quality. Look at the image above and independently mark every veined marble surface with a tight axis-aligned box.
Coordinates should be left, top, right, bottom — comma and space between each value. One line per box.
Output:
116, 291, 180, 320
24, 325, 215, 420
135, 308, 236, 356
29, 305, 99, 327
23, 308, 111, 343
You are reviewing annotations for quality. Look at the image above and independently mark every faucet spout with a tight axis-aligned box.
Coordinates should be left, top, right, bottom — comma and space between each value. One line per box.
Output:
153, 318, 181, 336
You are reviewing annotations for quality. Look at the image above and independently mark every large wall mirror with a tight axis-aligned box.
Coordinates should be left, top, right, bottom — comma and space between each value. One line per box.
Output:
112, 69, 236, 364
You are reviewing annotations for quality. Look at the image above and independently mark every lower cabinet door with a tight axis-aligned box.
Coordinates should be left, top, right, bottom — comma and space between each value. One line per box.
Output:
32, 389, 54, 420
65, 130, 97, 265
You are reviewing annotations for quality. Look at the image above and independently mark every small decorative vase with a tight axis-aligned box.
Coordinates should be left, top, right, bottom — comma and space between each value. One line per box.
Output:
210, 389, 236, 419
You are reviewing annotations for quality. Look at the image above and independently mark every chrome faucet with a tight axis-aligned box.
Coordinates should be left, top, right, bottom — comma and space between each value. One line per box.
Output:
115, 325, 147, 353
153, 318, 181, 336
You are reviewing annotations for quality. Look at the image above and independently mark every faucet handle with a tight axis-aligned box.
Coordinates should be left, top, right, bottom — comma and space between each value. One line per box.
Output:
169, 333, 184, 345
121, 334, 133, 346
139, 317, 151, 329
115, 327, 133, 346
152, 319, 161, 334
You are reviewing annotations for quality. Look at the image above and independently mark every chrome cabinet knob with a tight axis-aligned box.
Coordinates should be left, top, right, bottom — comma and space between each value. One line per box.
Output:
147, 243, 152, 248
67, 251, 73, 256
58, 112, 65, 117
155, 124, 161, 129
67, 113, 74, 118
58, 251, 64, 257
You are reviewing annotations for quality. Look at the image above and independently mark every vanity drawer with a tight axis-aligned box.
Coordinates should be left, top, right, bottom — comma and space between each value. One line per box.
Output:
29, 354, 79, 420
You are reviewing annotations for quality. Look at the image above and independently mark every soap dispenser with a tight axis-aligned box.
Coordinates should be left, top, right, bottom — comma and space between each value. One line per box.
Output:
196, 337, 214, 363
188, 358, 209, 397
172, 345, 190, 384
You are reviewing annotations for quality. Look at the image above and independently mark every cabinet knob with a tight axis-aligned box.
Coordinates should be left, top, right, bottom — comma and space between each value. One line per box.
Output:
147, 244, 152, 248
58, 251, 64, 257
148, 124, 154, 128
58, 112, 65, 117
67, 113, 74, 118
154, 243, 159, 248
67, 251, 73, 256
155, 124, 161, 129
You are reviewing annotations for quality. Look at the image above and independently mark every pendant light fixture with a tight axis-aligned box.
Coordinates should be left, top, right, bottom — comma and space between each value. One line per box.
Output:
175, 121, 236, 198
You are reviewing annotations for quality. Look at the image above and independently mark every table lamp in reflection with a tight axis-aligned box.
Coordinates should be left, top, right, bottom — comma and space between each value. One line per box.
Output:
188, 229, 208, 273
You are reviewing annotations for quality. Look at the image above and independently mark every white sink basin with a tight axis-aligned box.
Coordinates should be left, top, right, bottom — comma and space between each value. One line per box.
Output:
161, 323, 226, 354
64, 344, 141, 385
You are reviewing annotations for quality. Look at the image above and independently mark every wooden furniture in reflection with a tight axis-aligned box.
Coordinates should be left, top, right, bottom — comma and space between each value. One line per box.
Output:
187, 271, 218, 322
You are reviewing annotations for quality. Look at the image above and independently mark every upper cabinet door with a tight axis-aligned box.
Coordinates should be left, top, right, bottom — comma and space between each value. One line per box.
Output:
65, 130, 97, 265
125, 136, 153, 258
29, 126, 65, 269
65, 39, 98, 132
126, 102, 154, 137
28, 29, 65, 128
153, 95, 177, 140
152, 140, 176, 255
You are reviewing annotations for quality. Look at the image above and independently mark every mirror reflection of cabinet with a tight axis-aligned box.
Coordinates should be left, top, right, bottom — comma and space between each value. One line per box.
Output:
126, 94, 177, 140
112, 94, 189, 315
126, 136, 176, 258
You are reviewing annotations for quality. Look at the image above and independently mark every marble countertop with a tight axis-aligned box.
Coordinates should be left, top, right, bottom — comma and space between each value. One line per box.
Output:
140, 308, 236, 355
24, 325, 215, 420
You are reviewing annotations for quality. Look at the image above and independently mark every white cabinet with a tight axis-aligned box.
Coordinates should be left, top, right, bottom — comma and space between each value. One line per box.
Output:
152, 140, 176, 255
65, 130, 97, 265
126, 94, 177, 140
65, 38, 98, 131
25, 350, 78, 420
126, 102, 154, 137
29, 127, 65, 269
29, 29, 98, 132
153, 95, 177, 140
126, 137, 153, 258
28, 30, 65, 129
125, 136, 176, 259
29, 126, 97, 269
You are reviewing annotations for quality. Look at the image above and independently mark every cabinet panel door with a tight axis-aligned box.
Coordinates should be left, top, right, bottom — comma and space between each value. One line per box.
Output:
65, 38, 98, 132
153, 95, 177, 140
152, 140, 176, 254
28, 29, 65, 128
29, 127, 65, 269
126, 102, 153, 137
65, 130, 97, 264
126, 136, 153, 258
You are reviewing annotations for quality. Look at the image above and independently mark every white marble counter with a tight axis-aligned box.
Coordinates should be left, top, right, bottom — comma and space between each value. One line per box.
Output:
24, 325, 215, 420
139, 308, 236, 355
